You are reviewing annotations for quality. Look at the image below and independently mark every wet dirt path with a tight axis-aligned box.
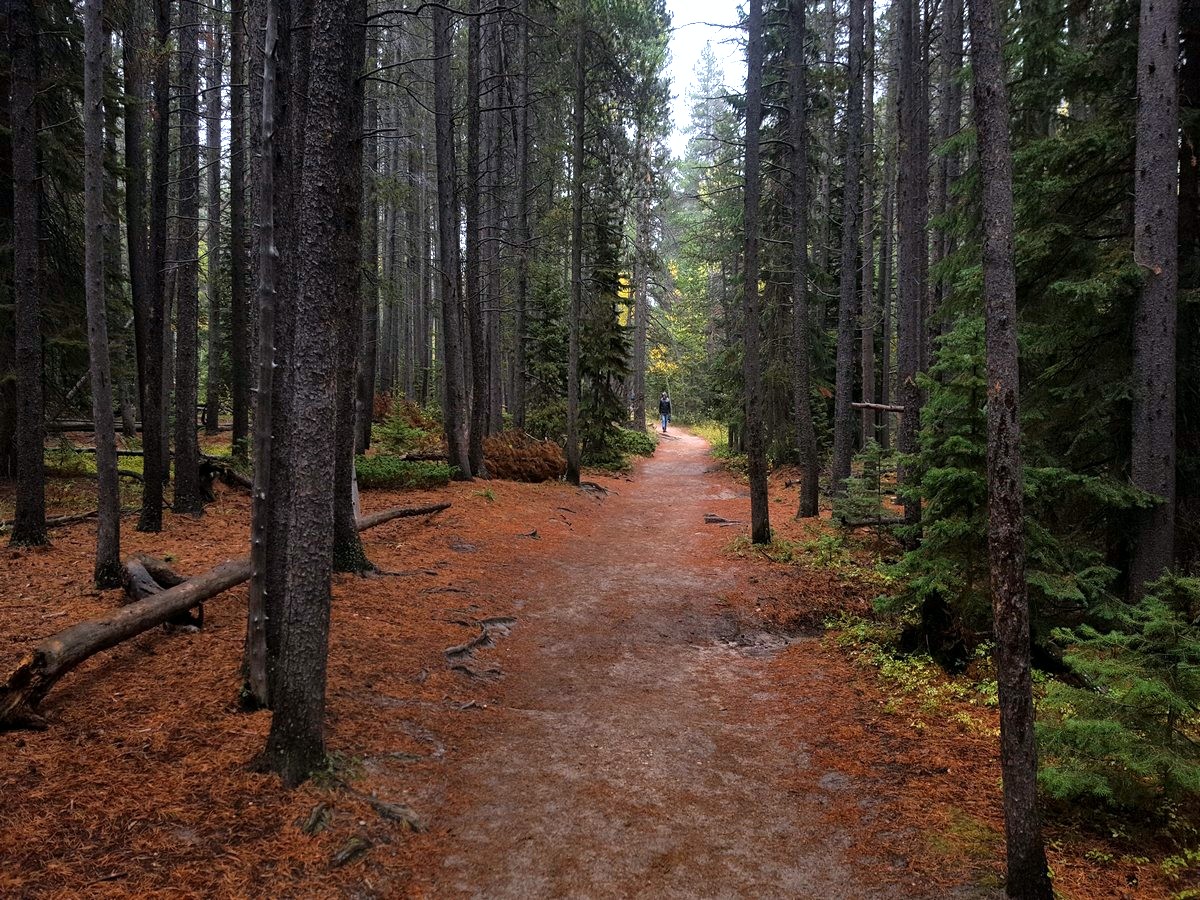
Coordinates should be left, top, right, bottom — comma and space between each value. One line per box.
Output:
416, 431, 898, 898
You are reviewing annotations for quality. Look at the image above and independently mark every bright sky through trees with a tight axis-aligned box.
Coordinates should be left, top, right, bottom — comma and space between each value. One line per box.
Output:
664, 0, 739, 156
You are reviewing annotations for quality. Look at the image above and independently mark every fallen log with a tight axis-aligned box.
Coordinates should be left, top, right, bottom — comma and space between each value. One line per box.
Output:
837, 515, 906, 528
0, 507, 140, 532
200, 455, 253, 492
0, 501, 452, 729
851, 402, 905, 414
122, 555, 201, 628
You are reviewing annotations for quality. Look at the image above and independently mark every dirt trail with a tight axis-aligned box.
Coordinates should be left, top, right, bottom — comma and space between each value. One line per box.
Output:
412, 431, 899, 898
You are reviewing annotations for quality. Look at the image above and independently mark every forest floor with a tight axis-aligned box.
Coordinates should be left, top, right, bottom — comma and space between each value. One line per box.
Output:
0, 430, 1186, 898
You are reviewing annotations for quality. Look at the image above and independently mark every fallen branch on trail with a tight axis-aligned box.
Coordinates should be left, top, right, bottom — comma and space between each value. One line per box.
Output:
0, 501, 452, 730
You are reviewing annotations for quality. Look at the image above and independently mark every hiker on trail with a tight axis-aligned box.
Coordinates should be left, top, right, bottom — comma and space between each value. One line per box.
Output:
659, 392, 672, 434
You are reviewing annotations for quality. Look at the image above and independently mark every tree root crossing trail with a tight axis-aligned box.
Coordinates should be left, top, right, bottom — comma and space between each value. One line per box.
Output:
415, 431, 906, 898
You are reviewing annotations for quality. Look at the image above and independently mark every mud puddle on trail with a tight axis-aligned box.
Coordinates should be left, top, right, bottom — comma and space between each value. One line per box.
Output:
404, 432, 921, 898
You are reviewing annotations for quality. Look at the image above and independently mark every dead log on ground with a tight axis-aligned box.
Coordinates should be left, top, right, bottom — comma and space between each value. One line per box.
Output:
850, 402, 905, 414
122, 555, 201, 628
837, 515, 906, 528
0, 507, 140, 532
0, 501, 452, 729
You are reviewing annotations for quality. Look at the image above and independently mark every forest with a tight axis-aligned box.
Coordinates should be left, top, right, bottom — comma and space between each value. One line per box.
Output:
0, 0, 1197, 896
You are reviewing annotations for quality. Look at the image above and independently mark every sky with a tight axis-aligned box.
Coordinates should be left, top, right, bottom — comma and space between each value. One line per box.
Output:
663, 0, 744, 157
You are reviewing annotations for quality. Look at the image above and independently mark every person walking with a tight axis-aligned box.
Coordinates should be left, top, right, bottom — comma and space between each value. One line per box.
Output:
658, 391, 672, 433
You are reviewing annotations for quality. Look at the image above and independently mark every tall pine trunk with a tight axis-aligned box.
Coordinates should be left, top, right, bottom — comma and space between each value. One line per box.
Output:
243, 0, 280, 710
331, 0, 369, 574
831, 0, 865, 496
1129, 0, 1181, 597
513, 1, 530, 432
969, 0, 1052, 894
84, 0, 122, 586
789, 0, 819, 519
204, 13, 223, 435
434, 5, 472, 477
859, 0, 877, 446
355, 37, 380, 455
174, 0, 204, 514
10, 0, 47, 547
466, 0, 489, 475
261, 0, 358, 788
230, 0, 250, 458
896, 0, 926, 531
743, 0, 770, 543
566, 17, 585, 486
141, 0, 170, 532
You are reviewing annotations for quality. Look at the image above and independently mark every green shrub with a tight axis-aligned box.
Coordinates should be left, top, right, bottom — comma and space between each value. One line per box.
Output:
375, 399, 442, 455
614, 428, 657, 458
1038, 573, 1200, 810
355, 455, 452, 490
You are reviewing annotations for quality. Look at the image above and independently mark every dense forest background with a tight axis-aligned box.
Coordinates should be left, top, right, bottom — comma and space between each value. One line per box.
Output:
1, 0, 1198, 893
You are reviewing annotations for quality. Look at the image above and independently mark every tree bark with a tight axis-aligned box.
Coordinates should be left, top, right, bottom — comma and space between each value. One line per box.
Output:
1130, 0, 1181, 597
969, 0, 1053, 894
831, 0, 865, 496
204, 11, 224, 436
9, 0, 47, 548
896, 0, 926, 531
243, 0, 280, 710
513, 1, 530, 432
174, 0, 204, 515
230, 0, 250, 459
566, 16, 585, 486
466, 0, 489, 476
859, 0, 877, 447
356, 36, 380, 456
743, 0, 770, 543
259, 0, 357, 788
789, 0, 819, 519
433, 5, 473, 478
332, 0, 369, 574
83, 0, 122, 587
140, 0, 170, 532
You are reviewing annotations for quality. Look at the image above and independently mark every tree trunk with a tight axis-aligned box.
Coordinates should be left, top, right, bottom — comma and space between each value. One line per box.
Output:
930, 0, 963, 356
204, 12, 224, 435
434, 4, 472, 478
332, 0, 369, 574
174, 0, 204, 515
230, 0, 250, 459
566, 17, 585, 486
879, 74, 894, 452
896, 0, 926, 531
9, 0, 47, 548
243, 0, 280, 711
789, 0, 819, 519
631, 135, 651, 433
743, 0, 770, 543
831, 0, 865, 496
83, 0, 122, 587
1129, 0, 1181, 597
513, 1, 530, 432
356, 37, 380, 455
259, 0, 357, 788
859, 0, 877, 447
466, 0, 489, 476
140, 0, 170, 532
968, 0, 1052, 894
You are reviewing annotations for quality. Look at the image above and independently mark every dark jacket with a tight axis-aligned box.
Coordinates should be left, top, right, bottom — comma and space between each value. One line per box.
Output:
658, 396, 672, 415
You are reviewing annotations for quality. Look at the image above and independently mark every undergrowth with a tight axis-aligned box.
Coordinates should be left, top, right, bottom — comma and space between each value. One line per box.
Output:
355, 455, 453, 489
